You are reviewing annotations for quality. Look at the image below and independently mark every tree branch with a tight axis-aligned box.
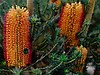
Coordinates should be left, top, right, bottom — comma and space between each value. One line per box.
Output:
85, 0, 96, 22
23, 43, 58, 71
27, 0, 34, 16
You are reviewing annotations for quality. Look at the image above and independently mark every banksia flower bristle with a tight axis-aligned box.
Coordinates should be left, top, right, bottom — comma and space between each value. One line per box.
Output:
73, 46, 87, 72
3, 6, 32, 68
50, 0, 61, 7
58, 2, 84, 47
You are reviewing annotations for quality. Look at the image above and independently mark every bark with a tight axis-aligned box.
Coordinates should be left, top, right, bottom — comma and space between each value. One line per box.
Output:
85, 0, 96, 22
27, 0, 34, 16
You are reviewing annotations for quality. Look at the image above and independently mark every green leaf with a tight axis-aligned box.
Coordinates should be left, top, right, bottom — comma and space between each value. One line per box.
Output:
0, 44, 2, 48
82, 0, 88, 5
11, 67, 22, 75
0, 33, 2, 42
93, 37, 100, 42
64, 69, 69, 73
77, 72, 84, 75
2, 61, 6, 66
31, 68, 42, 75
55, 28, 60, 37
60, 54, 67, 62
88, 30, 100, 37
61, 0, 69, 3
31, 17, 38, 22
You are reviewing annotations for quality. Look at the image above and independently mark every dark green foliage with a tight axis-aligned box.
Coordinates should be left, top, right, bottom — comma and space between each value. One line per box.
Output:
78, 1, 100, 74
0, 0, 100, 75
77, 0, 100, 49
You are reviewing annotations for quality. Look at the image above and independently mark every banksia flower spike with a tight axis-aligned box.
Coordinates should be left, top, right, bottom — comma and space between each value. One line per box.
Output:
58, 2, 84, 47
73, 46, 87, 72
3, 6, 32, 68
50, 0, 61, 7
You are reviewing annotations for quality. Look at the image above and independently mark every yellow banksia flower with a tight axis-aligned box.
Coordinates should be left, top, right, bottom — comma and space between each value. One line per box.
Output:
73, 46, 87, 72
3, 6, 32, 68
50, 0, 61, 7
58, 2, 84, 47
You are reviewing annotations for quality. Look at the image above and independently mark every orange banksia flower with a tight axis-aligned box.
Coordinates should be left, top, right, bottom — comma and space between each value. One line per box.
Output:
73, 46, 87, 72
50, 0, 61, 7
3, 6, 32, 68
58, 2, 84, 47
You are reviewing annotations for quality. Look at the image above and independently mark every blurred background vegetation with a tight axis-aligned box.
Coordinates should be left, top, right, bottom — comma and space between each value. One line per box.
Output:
0, 0, 100, 75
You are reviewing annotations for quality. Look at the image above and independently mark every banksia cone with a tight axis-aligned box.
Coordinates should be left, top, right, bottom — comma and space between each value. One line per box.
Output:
3, 6, 32, 68
58, 2, 84, 47
73, 46, 87, 72
50, 0, 61, 7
